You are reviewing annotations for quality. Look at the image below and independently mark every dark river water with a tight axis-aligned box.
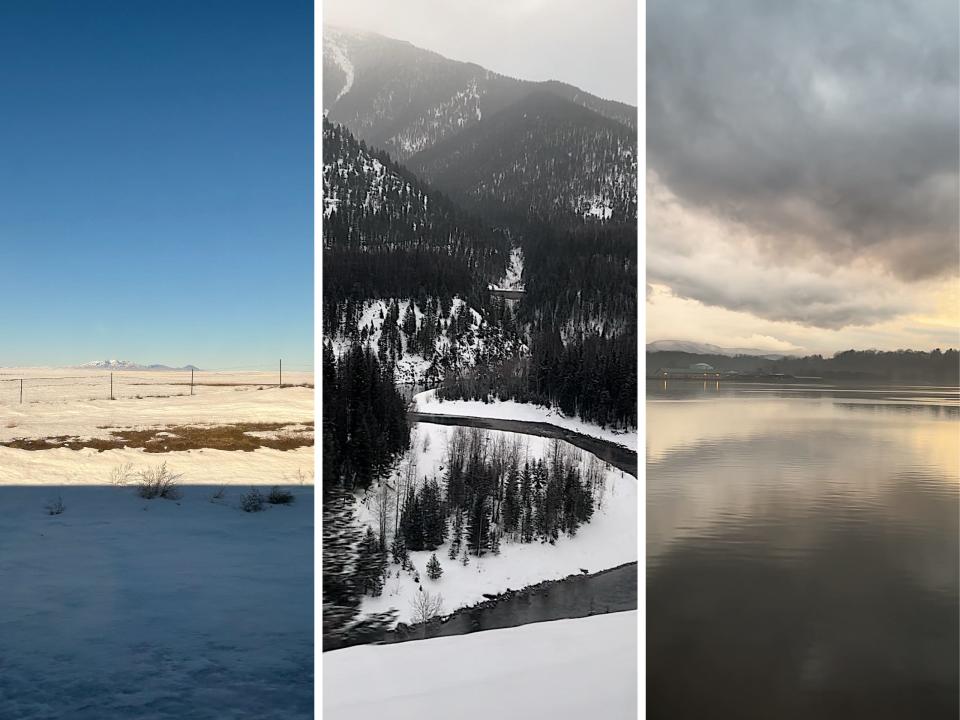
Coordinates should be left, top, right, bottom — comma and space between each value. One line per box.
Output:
387, 562, 637, 645
647, 381, 959, 719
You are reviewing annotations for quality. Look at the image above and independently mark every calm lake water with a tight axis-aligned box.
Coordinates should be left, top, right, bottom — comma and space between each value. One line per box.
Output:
647, 381, 959, 719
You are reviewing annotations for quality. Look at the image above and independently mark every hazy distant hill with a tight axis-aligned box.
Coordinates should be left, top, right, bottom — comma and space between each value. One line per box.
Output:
646, 340, 791, 359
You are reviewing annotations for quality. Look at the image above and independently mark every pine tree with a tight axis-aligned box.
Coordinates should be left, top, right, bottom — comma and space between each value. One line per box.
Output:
448, 509, 463, 559
402, 302, 417, 337
502, 464, 520, 536
356, 526, 387, 597
467, 494, 490, 556
490, 527, 501, 555
426, 553, 443, 581
399, 485, 425, 550
519, 462, 533, 542
420, 479, 447, 550
390, 532, 409, 565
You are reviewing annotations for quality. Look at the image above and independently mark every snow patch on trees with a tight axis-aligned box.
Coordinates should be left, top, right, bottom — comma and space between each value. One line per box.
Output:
327, 297, 523, 386
324, 32, 355, 104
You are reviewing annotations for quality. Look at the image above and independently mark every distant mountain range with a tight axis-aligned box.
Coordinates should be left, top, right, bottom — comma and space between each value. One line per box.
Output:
646, 340, 793, 359
76, 360, 200, 371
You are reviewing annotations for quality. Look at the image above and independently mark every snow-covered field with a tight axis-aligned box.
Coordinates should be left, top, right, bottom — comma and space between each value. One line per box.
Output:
323, 610, 638, 719
0, 485, 313, 719
0, 370, 313, 443
414, 389, 638, 450
357, 421, 637, 626
0, 367, 311, 410
0, 370, 314, 718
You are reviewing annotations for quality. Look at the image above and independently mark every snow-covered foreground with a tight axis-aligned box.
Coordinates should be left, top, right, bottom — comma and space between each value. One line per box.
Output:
0, 484, 313, 719
414, 389, 638, 450
357, 422, 637, 626
323, 611, 638, 719
0, 373, 314, 717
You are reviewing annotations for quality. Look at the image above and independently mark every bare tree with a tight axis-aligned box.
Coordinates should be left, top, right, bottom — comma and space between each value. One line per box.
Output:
370, 480, 394, 552
447, 426, 469, 470
395, 453, 419, 536
136, 462, 182, 500
410, 590, 444, 627
585, 455, 607, 509
108, 462, 135, 486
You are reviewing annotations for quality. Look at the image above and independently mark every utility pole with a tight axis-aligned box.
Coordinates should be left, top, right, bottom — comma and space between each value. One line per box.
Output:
279, 358, 283, 388
190, 368, 194, 396
20, 378, 23, 404
110, 372, 114, 401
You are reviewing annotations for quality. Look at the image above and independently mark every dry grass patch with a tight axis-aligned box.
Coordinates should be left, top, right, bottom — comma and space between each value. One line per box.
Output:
2, 422, 313, 453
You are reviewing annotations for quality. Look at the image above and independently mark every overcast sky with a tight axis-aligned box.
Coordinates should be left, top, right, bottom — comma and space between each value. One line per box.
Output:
323, 0, 638, 105
647, 0, 959, 354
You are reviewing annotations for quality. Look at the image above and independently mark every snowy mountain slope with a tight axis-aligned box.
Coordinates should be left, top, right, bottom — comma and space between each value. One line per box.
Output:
322, 26, 636, 163
408, 90, 638, 224
321, 119, 508, 272
322, 119, 522, 380
327, 297, 524, 385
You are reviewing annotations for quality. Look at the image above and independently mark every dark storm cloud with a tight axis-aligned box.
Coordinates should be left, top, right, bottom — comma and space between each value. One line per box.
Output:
648, 0, 959, 280
648, 240, 907, 329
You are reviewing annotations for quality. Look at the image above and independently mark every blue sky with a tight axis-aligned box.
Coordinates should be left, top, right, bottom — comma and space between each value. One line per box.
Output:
0, 0, 312, 370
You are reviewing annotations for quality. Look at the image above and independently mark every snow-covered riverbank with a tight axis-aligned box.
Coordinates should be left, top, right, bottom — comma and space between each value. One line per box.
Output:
413, 389, 638, 450
356, 421, 637, 626
324, 610, 638, 719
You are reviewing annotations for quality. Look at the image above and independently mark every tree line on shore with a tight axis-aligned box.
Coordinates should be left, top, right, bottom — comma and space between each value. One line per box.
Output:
647, 348, 960, 384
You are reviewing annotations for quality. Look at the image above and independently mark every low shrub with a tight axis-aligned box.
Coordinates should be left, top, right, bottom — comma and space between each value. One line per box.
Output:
267, 486, 294, 505
45, 495, 65, 515
240, 488, 265, 512
137, 462, 182, 499
109, 462, 135, 486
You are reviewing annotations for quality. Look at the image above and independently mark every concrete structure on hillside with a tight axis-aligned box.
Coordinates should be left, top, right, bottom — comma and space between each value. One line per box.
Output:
653, 365, 722, 379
